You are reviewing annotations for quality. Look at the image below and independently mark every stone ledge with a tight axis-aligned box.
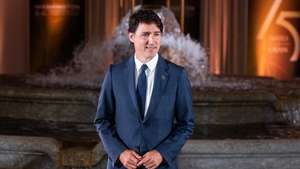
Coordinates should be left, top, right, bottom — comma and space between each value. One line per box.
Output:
192, 90, 280, 124
182, 139, 300, 153
192, 90, 277, 103
0, 86, 97, 122
179, 139, 300, 169
0, 135, 62, 169
61, 143, 106, 167
0, 135, 106, 169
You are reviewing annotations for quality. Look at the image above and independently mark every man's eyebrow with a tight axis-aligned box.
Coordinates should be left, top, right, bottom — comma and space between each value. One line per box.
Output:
141, 31, 161, 33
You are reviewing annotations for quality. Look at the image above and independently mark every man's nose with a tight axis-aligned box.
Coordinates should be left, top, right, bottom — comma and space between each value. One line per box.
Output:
147, 34, 155, 44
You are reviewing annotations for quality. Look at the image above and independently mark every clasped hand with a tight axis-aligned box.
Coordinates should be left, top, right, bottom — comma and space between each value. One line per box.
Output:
119, 149, 163, 169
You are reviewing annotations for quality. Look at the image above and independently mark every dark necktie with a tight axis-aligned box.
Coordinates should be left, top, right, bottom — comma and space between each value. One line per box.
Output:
136, 64, 148, 120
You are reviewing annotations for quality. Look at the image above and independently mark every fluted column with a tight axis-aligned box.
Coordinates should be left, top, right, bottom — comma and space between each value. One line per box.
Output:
201, 0, 249, 75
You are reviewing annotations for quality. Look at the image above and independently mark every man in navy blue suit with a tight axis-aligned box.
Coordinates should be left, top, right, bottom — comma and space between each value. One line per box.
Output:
95, 9, 194, 169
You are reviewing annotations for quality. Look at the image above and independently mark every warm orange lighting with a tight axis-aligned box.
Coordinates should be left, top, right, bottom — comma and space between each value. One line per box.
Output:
255, 0, 300, 79
34, 0, 80, 34
256, 0, 282, 76
256, 40, 266, 76
33, 0, 82, 57
46, 1, 67, 34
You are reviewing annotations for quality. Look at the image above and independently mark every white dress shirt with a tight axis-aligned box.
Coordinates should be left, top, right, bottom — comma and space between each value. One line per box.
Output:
134, 54, 159, 117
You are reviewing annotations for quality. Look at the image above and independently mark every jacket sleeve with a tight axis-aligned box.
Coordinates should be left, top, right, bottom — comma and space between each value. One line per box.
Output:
155, 69, 195, 166
94, 65, 126, 167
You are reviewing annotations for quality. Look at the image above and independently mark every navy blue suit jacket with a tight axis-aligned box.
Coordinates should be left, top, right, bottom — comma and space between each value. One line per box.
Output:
95, 55, 194, 169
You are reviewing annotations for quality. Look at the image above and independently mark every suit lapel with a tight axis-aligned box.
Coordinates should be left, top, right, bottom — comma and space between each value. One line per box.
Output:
126, 57, 142, 120
144, 56, 169, 122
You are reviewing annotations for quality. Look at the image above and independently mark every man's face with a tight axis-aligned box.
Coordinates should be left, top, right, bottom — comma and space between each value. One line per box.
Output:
128, 22, 161, 60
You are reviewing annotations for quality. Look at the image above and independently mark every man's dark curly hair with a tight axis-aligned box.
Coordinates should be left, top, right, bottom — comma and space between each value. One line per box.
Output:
128, 9, 163, 33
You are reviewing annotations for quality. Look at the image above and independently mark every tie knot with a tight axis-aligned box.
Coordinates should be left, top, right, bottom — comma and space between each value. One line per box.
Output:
141, 64, 148, 72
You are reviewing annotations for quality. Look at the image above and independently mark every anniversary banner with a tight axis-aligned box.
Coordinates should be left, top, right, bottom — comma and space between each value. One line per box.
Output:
250, 0, 300, 79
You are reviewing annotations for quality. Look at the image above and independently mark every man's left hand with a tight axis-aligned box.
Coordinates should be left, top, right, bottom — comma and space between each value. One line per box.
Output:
137, 150, 163, 169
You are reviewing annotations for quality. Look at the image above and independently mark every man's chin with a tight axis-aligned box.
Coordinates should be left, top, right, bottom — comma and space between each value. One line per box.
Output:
146, 50, 158, 56
147, 53, 157, 58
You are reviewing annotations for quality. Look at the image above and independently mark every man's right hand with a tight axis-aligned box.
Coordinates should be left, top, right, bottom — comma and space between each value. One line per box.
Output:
119, 149, 142, 169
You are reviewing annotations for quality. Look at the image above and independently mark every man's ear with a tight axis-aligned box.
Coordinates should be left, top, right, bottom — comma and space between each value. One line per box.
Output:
128, 32, 135, 43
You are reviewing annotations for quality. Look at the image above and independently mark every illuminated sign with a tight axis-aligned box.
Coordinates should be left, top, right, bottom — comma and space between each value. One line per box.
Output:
255, 0, 300, 79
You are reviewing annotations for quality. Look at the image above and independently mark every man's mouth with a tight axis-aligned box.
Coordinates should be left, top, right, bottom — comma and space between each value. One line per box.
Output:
146, 46, 156, 50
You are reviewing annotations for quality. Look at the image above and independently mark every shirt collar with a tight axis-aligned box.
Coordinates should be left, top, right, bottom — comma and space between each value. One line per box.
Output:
134, 53, 158, 72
